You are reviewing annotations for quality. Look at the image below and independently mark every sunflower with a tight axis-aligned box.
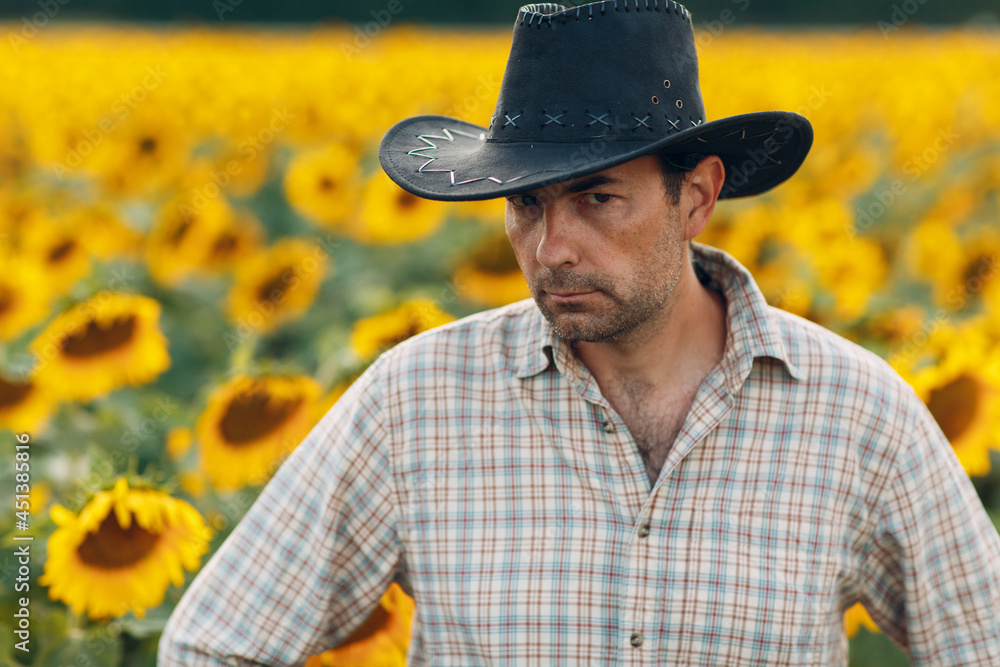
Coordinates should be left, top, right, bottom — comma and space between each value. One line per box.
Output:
354, 171, 449, 245
225, 238, 329, 335
305, 581, 415, 667
0, 257, 52, 342
453, 232, 530, 307
906, 220, 1000, 311
850, 305, 928, 355
166, 426, 193, 462
0, 125, 28, 181
843, 602, 879, 639
94, 110, 191, 198
17, 213, 92, 296
453, 197, 506, 225
39, 477, 212, 620
204, 139, 272, 199
891, 321, 1000, 477
29, 293, 170, 403
177, 470, 208, 499
714, 203, 813, 317
69, 201, 144, 261
0, 371, 56, 434
283, 142, 362, 231
350, 298, 456, 361
201, 207, 265, 275
144, 194, 235, 287
195, 374, 322, 490
811, 236, 888, 323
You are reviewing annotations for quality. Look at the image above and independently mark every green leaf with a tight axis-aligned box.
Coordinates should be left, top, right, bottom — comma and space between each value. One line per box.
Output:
32, 626, 122, 667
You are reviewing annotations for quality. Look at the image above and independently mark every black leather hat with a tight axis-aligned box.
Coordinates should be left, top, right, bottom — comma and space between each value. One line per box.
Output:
379, 0, 812, 201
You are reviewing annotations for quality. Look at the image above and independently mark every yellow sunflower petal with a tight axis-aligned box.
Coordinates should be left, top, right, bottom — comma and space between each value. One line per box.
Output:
28, 292, 171, 403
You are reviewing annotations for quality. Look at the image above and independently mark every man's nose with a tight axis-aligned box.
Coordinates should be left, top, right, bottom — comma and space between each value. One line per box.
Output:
535, 203, 580, 270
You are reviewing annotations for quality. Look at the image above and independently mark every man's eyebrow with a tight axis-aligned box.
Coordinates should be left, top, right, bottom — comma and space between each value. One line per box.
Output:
563, 174, 619, 193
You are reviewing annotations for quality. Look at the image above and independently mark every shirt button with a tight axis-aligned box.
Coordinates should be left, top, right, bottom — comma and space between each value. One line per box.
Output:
630, 632, 644, 647
603, 420, 615, 433
637, 524, 650, 538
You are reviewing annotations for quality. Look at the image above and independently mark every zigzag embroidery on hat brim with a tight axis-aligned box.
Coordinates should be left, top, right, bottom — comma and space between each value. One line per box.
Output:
406, 128, 571, 187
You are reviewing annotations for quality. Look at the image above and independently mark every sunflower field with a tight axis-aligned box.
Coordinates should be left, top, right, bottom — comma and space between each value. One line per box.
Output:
0, 22, 998, 667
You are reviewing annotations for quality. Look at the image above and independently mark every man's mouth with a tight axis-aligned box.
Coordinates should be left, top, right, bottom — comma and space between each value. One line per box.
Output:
547, 290, 598, 303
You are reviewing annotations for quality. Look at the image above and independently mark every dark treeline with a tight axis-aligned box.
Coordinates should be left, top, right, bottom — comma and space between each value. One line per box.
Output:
0, 0, 997, 26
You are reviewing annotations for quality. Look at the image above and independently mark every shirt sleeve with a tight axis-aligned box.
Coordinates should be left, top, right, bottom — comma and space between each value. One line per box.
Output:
157, 359, 405, 666
856, 392, 1000, 666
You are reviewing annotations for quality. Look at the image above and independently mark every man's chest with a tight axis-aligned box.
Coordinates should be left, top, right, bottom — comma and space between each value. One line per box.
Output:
605, 382, 703, 485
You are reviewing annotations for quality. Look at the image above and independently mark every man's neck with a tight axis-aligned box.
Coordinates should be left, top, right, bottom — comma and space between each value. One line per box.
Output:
572, 258, 728, 397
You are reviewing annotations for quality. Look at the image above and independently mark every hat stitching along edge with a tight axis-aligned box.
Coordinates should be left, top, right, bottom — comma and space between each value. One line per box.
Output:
519, 1, 691, 27
487, 108, 705, 139
399, 122, 788, 190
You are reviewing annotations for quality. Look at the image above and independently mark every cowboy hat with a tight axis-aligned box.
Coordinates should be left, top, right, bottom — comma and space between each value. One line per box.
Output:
378, 0, 813, 201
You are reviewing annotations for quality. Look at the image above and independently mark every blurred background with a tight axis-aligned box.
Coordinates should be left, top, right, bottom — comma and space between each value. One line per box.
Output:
1, 1, 999, 665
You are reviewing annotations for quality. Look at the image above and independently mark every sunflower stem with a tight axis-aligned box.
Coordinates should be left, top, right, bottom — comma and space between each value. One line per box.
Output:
230, 334, 258, 373
68, 608, 87, 635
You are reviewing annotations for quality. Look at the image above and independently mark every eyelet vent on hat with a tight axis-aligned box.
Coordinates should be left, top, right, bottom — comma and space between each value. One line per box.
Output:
518, 0, 691, 26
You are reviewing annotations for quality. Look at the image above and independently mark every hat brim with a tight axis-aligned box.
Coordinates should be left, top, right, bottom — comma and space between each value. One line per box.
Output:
379, 110, 812, 202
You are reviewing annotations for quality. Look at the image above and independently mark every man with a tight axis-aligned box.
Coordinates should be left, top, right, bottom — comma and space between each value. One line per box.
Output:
159, 2, 1000, 665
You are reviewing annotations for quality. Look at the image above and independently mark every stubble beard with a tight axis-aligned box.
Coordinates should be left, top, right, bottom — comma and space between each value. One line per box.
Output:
530, 216, 686, 344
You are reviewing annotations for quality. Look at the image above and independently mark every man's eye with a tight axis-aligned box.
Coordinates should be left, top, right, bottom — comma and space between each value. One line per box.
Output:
508, 195, 540, 207
583, 193, 612, 205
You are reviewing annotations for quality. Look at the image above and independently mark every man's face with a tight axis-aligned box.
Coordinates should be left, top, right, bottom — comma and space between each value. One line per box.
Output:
503, 155, 689, 343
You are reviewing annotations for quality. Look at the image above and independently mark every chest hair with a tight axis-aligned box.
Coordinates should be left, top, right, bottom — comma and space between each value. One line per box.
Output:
605, 376, 702, 484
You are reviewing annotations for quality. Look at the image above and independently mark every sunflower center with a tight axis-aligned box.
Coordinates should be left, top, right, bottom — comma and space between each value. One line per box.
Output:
168, 216, 193, 246
396, 191, 418, 210
219, 390, 304, 445
212, 233, 238, 257
961, 254, 995, 295
318, 176, 336, 192
0, 286, 13, 316
255, 269, 293, 304
0, 377, 31, 408
138, 137, 158, 155
77, 512, 160, 568
60, 315, 137, 358
926, 374, 979, 442
48, 239, 76, 263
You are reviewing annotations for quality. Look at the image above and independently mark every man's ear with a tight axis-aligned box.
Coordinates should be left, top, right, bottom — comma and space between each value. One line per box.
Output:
681, 155, 725, 241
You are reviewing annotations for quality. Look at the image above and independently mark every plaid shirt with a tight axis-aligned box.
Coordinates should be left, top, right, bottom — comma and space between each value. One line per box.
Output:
159, 243, 1000, 666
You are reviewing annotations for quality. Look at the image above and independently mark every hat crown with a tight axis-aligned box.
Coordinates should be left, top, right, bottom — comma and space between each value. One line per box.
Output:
488, 0, 707, 144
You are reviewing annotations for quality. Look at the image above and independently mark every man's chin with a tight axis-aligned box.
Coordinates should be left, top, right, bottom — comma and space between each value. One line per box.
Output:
538, 308, 616, 343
